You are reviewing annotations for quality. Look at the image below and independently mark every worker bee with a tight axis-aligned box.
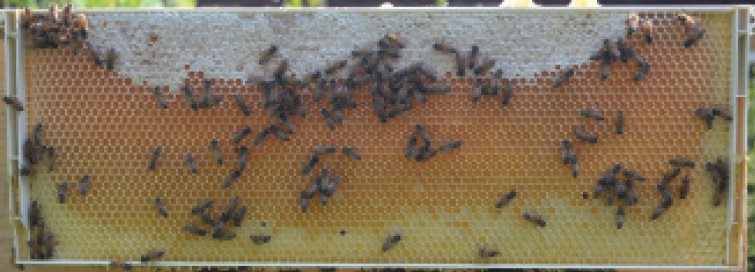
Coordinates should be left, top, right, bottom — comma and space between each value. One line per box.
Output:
669, 158, 695, 168
232, 126, 252, 144
479, 245, 500, 258
147, 146, 161, 171
321, 109, 337, 130
44, 146, 55, 172
501, 80, 514, 106
659, 168, 681, 190
467, 45, 480, 70
200, 211, 217, 226
300, 192, 311, 213
325, 60, 348, 76
474, 59, 495, 76
574, 131, 598, 144
183, 223, 207, 237
495, 190, 517, 209
250, 234, 272, 245
213, 229, 237, 241
381, 32, 405, 49
219, 196, 240, 222
152, 87, 168, 109
78, 175, 90, 196
259, 45, 279, 65
561, 140, 574, 164
651, 203, 670, 220
405, 135, 419, 160
455, 53, 466, 77
603, 39, 620, 63
694, 108, 715, 129
600, 63, 611, 81
185, 153, 198, 174
615, 111, 625, 134
2, 96, 24, 111
438, 140, 462, 153
320, 176, 342, 205
679, 176, 690, 200
381, 234, 401, 252
342, 146, 362, 160
104, 48, 117, 71
579, 108, 605, 121
552, 67, 575, 88
633, 60, 650, 82
432, 42, 457, 54
523, 212, 546, 227
207, 140, 223, 166
640, 19, 654, 44
313, 145, 337, 155
626, 13, 640, 34
29, 201, 41, 228
110, 260, 133, 271
182, 84, 198, 110
616, 38, 635, 63
232, 206, 247, 227
154, 197, 168, 218
301, 155, 320, 176
234, 95, 251, 117
274, 59, 290, 83
682, 25, 705, 48
191, 199, 214, 215
140, 249, 165, 263
616, 206, 625, 229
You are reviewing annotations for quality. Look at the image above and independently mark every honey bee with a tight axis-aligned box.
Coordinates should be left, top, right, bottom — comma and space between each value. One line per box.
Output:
183, 223, 207, 237
694, 108, 715, 129
474, 59, 495, 76
679, 175, 690, 200
658, 168, 681, 190
105, 48, 117, 71
191, 199, 214, 215
433, 42, 457, 54
600, 63, 611, 81
615, 111, 625, 134
182, 84, 199, 110
669, 158, 695, 168
404, 135, 419, 160
579, 108, 605, 121
381, 32, 405, 49
200, 211, 217, 226
140, 249, 165, 263
250, 234, 272, 245
455, 53, 466, 77
342, 146, 362, 160
640, 19, 654, 44
259, 45, 279, 65
78, 175, 90, 196
616, 206, 625, 229
185, 153, 198, 174
152, 87, 168, 109
312, 146, 336, 155
415, 124, 431, 144
651, 203, 670, 220
274, 59, 290, 83
523, 212, 546, 227
711, 108, 733, 122
438, 140, 462, 153
321, 109, 337, 130
325, 60, 348, 76
632, 60, 650, 82
300, 192, 311, 213
232, 206, 247, 227
616, 38, 635, 63
232, 126, 252, 144
467, 45, 480, 70
561, 140, 574, 164
147, 146, 161, 171
681, 22, 705, 48
552, 67, 575, 88
495, 190, 517, 209
320, 176, 342, 205
234, 95, 251, 117
301, 154, 320, 176
44, 146, 55, 172
626, 13, 640, 34
154, 197, 168, 218
213, 229, 237, 241
2, 96, 24, 111
574, 131, 598, 144
381, 234, 401, 252
29, 201, 41, 228
219, 196, 240, 223
110, 260, 133, 271
479, 245, 500, 258
621, 169, 644, 182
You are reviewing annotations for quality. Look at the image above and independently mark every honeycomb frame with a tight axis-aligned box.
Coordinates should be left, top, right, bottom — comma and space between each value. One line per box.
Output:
3, 6, 750, 270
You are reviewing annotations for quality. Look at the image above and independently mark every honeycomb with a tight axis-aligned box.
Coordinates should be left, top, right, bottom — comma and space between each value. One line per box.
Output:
18, 9, 734, 266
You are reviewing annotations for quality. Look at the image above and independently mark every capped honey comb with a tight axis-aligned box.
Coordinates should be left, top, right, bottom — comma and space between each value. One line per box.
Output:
19, 9, 733, 266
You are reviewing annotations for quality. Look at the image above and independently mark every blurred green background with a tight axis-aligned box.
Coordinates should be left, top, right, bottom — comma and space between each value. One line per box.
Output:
4, 0, 755, 269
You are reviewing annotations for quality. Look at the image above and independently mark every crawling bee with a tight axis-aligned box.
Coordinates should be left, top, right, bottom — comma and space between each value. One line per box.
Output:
259, 45, 279, 65
433, 42, 457, 54
200, 211, 217, 226
234, 95, 251, 116
300, 191, 312, 213
250, 234, 272, 245
474, 58, 495, 76
321, 109, 337, 130
140, 249, 165, 263
274, 59, 290, 83
574, 131, 598, 144
479, 246, 500, 258
455, 53, 466, 76
210, 140, 223, 166
232, 126, 252, 144
616, 206, 625, 229
438, 140, 462, 153
669, 158, 695, 168
105, 48, 117, 71
78, 175, 90, 196
651, 202, 670, 220
154, 197, 168, 218
680, 176, 690, 200
325, 60, 348, 75
712, 108, 733, 122
415, 124, 432, 145
301, 154, 320, 176
185, 153, 197, 174
616, 38, 635, 63
694, 108, 715, 129
222, 169, 242, 189
615, 111, 625, 134
147, 146, 161, 171
640, 19, 654, 44
381, 234, 401, 252
561, 140, 574, 164
552, 67, 575, 88
29, 201, 41, 228
501, 80, 514, 106
314, 145, 337, 155
381, 32, 405, 49
320, 176, 342, 206
190, 199, 213, 215
580, 108, 604, 121
467, 45, 480, 70
110, 260, 133, 271
3, 96, 24, 111
183, 223, 207, 237
495, 190, 517, 209
659, 168, 682, 190
523, 212, 546, 227
342, 146, 362, 160
152, 87, 168, 109
626, 13, 640, 34
232, 206, 247, 227
633, 60, 650, 82
684, 27, 705, 48
213, 229, 237, 241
